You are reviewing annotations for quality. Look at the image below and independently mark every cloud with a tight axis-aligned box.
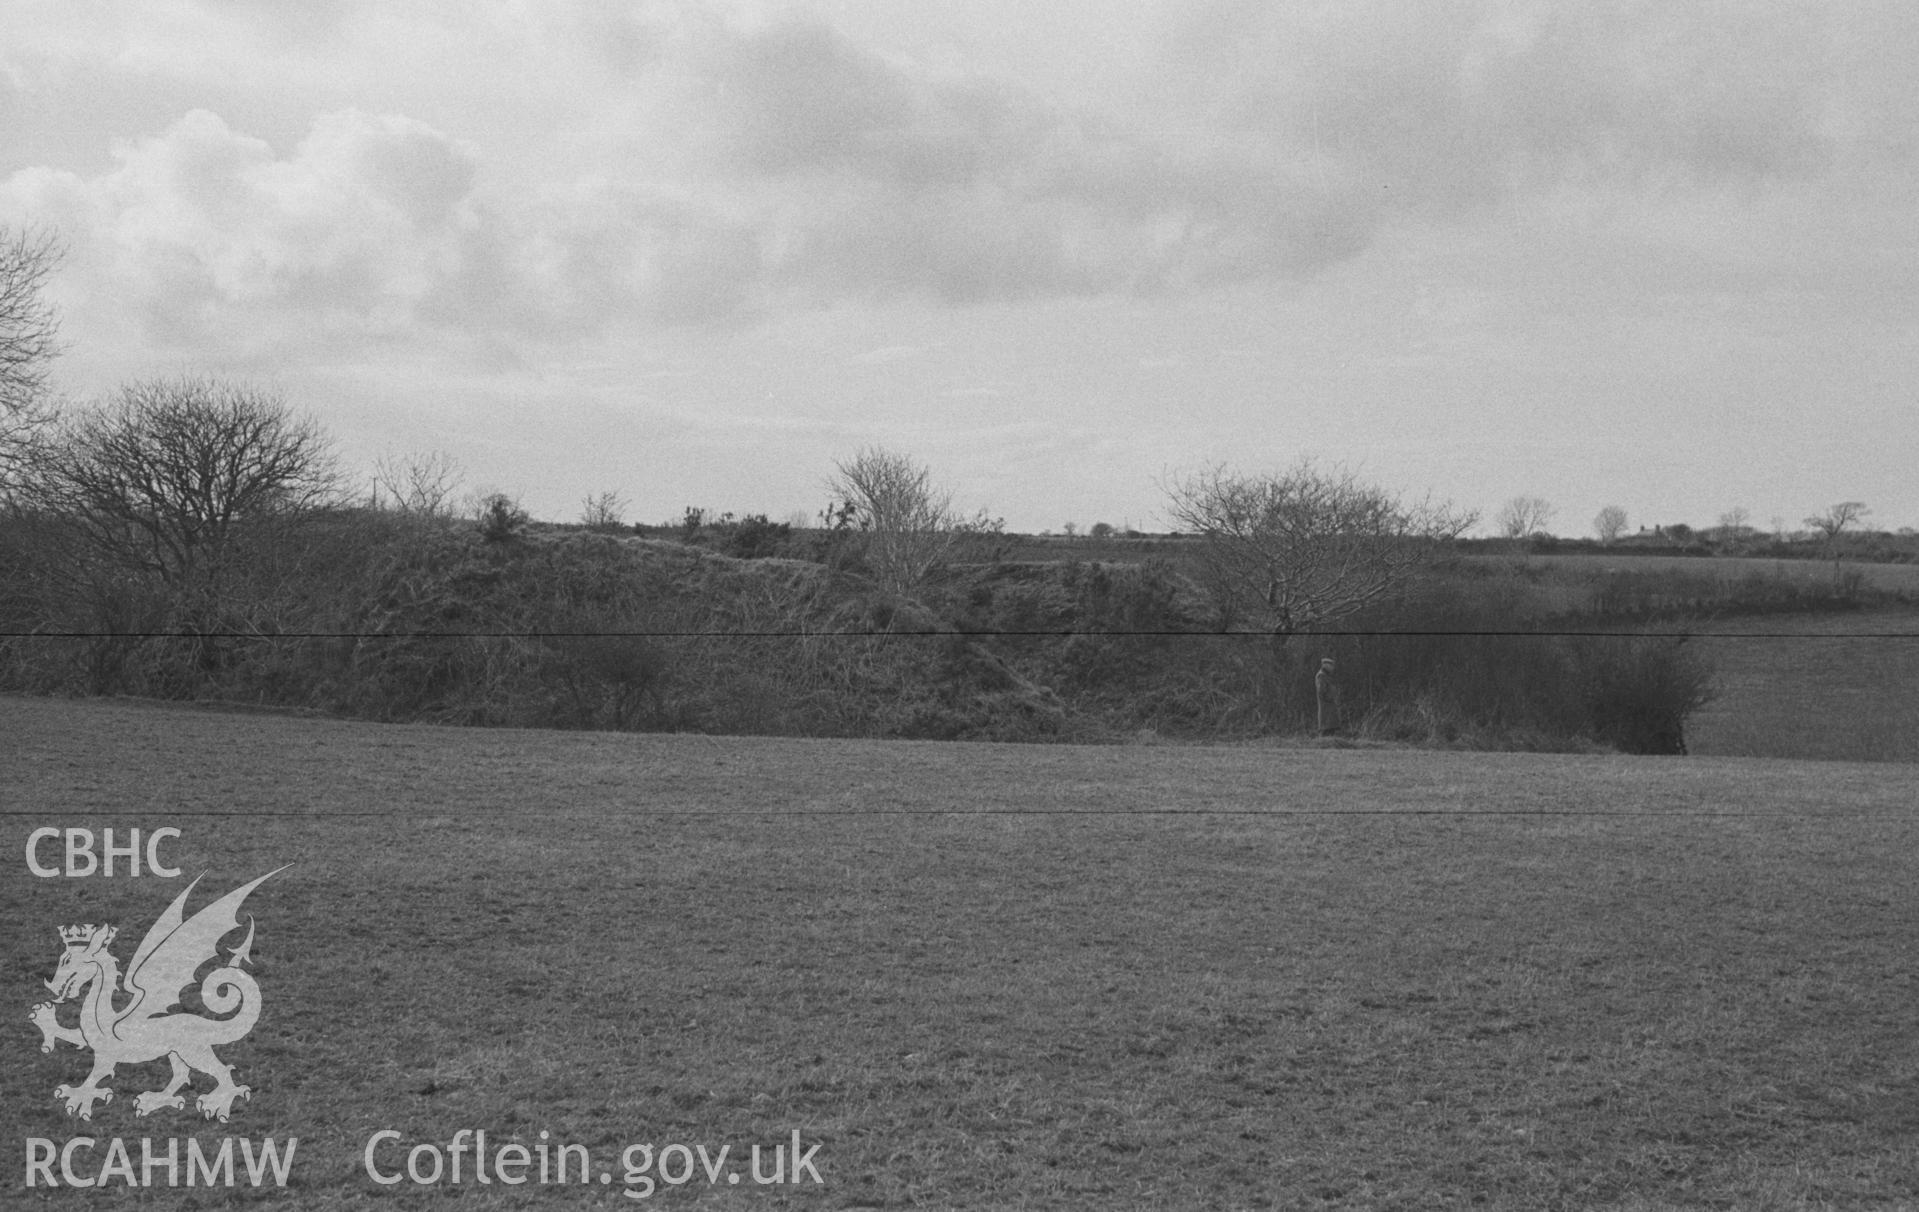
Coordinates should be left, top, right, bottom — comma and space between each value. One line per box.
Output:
1, 108, 489, 352
7, 0, 1913, 366
2, 106, 768, 355
3, 3, 1378, 354
1161, 0, 1907, 212
410, 181, 767, 337
667, 15, 1369, 302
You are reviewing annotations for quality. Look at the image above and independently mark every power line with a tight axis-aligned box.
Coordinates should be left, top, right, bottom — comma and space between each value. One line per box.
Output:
4, 629, 1914, 640
0, 808, 1900, 820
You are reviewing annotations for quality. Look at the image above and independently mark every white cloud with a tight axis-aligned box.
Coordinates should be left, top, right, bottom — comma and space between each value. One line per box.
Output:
1, 2, 1392, 360
3, 108, 487, 353
1162, 0, 1914, 209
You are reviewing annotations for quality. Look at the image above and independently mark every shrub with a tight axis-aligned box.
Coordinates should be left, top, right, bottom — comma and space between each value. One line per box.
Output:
542, 631, 670, 730
717, 513, 793, 559
1570, 635, 1714, 755
580, 491, 628, 533
476, 493, 528, 543
826, 447, 990, 597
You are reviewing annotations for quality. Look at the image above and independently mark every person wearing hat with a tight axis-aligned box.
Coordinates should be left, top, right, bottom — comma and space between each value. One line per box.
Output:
1315, 657, 1341, 736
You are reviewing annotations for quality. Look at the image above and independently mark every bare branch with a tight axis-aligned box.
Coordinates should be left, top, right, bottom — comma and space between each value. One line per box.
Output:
1495, 495, 1555, 540
0, 227, 64, 486
372, 449, 464, 517
0, 227, 63, 417
1803, 501, 1870, 590
26, 377, 339, 590
580, 490, 628, 532
826, 446, 975, 597
1804, 501, 1869, 543
1163, 460, 1473, 634
1593, 505, 1628, 544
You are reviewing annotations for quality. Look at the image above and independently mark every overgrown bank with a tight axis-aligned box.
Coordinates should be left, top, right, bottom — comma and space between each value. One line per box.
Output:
2, 510, 1727, 753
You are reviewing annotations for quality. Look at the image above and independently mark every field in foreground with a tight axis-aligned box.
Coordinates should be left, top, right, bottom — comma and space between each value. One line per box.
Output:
5, 696, 1919, 1209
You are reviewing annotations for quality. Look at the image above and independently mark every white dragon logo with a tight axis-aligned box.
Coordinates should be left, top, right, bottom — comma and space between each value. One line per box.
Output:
27, 868, 284, 1123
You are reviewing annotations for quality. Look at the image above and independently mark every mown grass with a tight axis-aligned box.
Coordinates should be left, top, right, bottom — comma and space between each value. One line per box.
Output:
5, 695, 1919, 1208
1688, 609, 1919, 762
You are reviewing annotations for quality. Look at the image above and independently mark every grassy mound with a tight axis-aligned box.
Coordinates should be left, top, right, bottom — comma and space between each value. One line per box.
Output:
2, 513, 1720, 752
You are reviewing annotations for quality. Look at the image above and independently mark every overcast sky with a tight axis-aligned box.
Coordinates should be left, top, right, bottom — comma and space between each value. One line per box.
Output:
4, 1, 1915, 533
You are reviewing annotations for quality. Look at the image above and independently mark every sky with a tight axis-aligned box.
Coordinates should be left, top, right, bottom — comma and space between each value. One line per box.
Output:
3, 0, 1915, 535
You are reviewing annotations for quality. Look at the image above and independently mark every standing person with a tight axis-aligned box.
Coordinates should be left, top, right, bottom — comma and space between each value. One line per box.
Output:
1315, 657, 1341, 736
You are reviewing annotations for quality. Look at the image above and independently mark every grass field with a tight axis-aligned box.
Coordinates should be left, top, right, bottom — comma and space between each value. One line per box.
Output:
1516, 555, 1919, 596
1687, 610, 1919, 763
999, 538, 1919, 599
6, 695, 1919, 1209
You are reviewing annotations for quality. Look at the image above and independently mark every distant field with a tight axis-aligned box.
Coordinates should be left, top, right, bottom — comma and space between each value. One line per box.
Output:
7, 696, 1918, 1208
999, 538, 1919, 598
1687, 609, 1919, 763
1517, 554, 1919, 596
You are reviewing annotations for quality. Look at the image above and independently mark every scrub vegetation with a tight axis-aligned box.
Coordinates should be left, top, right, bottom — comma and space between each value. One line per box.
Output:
0, 488, 1738, 752
7, 412, 1915, 756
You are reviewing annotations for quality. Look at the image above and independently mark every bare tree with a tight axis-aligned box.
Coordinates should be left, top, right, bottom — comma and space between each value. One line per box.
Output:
30, 377, 338, 594
1593, 505, 1629, 544
1717, 506, 1751, 540
1805, 501, 1870, 589
1, 228, 64, 483
1805, 501, 1869, 546
1163, 461, 1475, 634
826, 446, 985, 597
371, 450, 464, 517
1496, 495, 1556, 540
580, 490, 628, 532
